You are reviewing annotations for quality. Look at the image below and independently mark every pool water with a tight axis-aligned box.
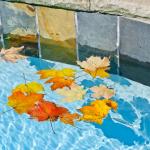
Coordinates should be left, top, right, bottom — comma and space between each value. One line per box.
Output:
0, 57, 150, 150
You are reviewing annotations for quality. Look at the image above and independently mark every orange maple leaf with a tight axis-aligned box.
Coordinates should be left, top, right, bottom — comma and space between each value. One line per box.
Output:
37, 68, 76, 90
46, 77, 74, 90
28, 100, 69, 122
28, 100, 80, 126
60, 112, 80, 126
7, 91, 44, 114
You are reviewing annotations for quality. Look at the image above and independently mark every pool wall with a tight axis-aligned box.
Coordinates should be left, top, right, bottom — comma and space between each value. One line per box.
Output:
0, 1, 150, 85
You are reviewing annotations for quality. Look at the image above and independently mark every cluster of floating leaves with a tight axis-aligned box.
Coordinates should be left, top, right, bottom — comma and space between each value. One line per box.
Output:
0, 47, 118, 133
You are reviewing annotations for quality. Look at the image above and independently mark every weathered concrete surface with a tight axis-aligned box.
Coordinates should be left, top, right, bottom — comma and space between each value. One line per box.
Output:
37, 6, 76, 49
4, 0, 90, 10
120, 17, 150, 63
91, 0, 150, 22
4, 0, 150, 22
77, 12, 117, 51
0, 1, 36, 35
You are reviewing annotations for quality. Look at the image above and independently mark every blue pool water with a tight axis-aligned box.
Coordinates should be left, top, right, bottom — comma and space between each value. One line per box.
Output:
0, 57, 150, 150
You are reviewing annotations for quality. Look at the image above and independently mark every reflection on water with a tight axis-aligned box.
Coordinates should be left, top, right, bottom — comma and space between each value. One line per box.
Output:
1, 34, 76, 64
120, 54, 150, 86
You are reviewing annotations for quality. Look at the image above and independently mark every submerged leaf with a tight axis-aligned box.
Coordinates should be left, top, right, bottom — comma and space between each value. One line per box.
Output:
90, 85, 115, 99
56, 84, 86, 102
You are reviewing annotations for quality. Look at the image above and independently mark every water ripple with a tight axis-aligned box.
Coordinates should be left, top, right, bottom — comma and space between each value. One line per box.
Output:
0, 58, 149, 150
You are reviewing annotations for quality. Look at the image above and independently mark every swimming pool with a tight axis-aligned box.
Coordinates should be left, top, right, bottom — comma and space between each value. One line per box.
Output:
0, 57, 149, 150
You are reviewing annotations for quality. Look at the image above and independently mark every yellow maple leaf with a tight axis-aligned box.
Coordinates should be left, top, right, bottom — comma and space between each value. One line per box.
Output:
12, 82, 44, 94
37, 68, 76, 80
78, 99, 118, 124
91, 99, 118, 111
85, 68, 110, 78
56, 84, 86, 102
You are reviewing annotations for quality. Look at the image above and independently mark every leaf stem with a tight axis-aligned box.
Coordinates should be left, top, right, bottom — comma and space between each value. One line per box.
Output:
49, 118, 56, 134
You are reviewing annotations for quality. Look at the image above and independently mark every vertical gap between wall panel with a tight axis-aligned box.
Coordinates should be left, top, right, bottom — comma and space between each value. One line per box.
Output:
74, 12, 79, 61
0, 15, 5, 49
35, 7, 42, 59
116, 16, 120, 75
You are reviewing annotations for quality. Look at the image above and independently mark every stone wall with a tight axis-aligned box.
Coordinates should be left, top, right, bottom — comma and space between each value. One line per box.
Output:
4, 0, 150, 23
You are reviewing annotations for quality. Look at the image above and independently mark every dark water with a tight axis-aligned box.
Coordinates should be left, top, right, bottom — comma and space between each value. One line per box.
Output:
78, 44, 150, 86
1, 36, 150, 86
120, 54, 150, 86
0, 34, 76, 64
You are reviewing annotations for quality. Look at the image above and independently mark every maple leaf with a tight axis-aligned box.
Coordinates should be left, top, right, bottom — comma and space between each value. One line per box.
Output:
60, 112, 80, 126
37, 68, 76, 90
56, 84, 86, 102
91, 99, 118, 111
77, 56, 110, 78
85, 68, 109, 78
90, 85, 115, 99
7, 91, 44, 114
78, 99, 118, 124
46, 77, 74, 90
28, 100, 80, 126
28, 100, 69, 121
78, 105, 104, 124
0, 46, 26, 62
37, 68, 76, 80
28, 103, 51, 121
12, 82, 44, 94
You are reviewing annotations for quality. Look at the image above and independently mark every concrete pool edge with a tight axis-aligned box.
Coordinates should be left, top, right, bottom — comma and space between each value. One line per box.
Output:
4, 0, 150, 23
